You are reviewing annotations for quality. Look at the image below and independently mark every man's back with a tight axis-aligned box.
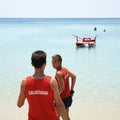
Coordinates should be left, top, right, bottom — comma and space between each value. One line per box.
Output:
17, 50, 68, 120
25, 75, 58, 120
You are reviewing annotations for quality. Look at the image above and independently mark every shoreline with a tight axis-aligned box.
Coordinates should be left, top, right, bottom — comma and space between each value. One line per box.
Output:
1, 99, 120, 120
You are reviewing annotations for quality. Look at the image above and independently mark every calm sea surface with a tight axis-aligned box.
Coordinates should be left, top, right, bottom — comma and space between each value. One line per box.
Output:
0, 18, 120, 104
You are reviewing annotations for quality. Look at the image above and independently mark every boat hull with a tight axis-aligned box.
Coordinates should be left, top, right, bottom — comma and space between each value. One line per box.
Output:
76, 42, 96, 47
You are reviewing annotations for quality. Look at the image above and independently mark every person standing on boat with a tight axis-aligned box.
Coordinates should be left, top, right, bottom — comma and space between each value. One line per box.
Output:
17, 50, 68, 120
52, 54, 76, 120
76, 36, 78, 42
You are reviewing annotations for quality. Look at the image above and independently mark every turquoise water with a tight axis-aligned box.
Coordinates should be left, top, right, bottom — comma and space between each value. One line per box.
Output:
0, 18, 120, 104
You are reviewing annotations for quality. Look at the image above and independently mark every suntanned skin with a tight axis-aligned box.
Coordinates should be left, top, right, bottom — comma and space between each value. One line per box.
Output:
55, 69, 76, 120
17, 51, 68, 120
17, 78, 68, 120
52, 55, 76, 120
50, 77, 68, 120
55, 71, 65, 94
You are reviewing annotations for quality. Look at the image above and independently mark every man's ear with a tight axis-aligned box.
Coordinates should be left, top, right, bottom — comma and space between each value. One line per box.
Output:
43, 63, 46, 67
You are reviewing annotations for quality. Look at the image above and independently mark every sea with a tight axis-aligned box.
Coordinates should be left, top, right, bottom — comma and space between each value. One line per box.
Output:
0, 18, 120, 106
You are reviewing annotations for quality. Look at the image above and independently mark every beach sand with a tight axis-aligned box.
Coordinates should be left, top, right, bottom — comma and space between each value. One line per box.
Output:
70, 103, 120, 120
1, 98, 120, 120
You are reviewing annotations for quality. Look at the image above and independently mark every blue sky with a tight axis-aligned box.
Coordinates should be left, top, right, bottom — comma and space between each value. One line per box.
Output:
0, 0, 120, 18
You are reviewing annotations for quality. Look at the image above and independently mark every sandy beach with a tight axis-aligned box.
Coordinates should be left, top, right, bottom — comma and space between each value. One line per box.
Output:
70, 103, 120, 120
1, 98, 120, 120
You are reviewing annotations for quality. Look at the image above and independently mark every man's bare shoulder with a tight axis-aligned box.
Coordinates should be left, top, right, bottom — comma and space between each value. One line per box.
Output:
56, 71, 63, 77
50, 77, 58, 90
20, 78, 26, 88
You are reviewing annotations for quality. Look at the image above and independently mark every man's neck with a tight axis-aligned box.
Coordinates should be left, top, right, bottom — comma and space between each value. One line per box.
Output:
32, 69, 45, 80
57, 66, 62, 71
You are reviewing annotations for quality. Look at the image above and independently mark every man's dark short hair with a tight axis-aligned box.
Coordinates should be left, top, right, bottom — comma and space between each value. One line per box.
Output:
52, 54, 62, 62
31, 50, 46, 68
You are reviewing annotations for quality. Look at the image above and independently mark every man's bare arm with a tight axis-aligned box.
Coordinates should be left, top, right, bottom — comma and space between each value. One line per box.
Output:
50, 77, 68, 120
17, 79, 26, 107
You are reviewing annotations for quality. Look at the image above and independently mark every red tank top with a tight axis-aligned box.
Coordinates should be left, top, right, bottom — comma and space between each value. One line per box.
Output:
60, 67, 70, 99
25, 76, 58, 120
